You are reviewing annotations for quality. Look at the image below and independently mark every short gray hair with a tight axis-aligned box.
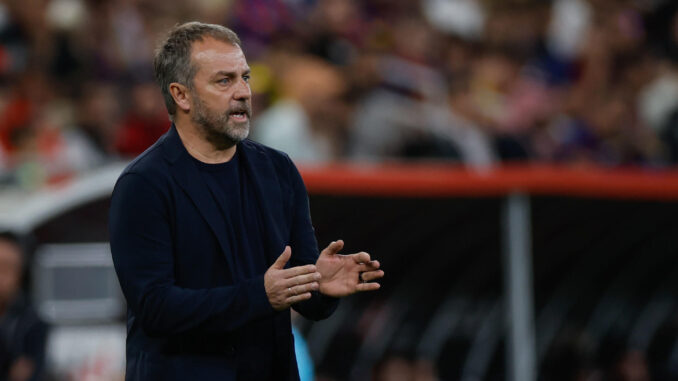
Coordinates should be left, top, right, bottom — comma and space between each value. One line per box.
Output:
153, 22, 242, 121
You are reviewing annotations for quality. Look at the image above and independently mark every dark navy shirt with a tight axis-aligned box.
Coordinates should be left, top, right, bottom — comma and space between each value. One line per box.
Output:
193, 150, 275, 381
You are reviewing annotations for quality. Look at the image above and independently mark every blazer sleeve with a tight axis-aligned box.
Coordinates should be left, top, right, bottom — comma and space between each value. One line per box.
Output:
285, 159, 339, 320
109, 172, 274, 337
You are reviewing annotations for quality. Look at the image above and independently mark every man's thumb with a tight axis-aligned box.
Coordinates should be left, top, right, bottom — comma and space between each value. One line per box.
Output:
273, 246, 292, 269
325, 240, 344, 255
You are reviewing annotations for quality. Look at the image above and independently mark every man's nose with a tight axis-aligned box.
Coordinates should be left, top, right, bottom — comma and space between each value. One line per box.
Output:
233, 78, 251, 100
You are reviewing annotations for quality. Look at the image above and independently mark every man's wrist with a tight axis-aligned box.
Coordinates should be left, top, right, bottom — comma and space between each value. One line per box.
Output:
247, 275, 276, 315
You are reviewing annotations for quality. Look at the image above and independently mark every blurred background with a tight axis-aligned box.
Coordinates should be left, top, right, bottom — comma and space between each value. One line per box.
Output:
1, 0, 678, 380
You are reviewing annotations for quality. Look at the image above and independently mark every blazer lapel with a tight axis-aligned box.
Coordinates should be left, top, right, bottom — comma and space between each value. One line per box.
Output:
238, 144, 294, 374
161, 125, 237, 279
238, 142, 286, 266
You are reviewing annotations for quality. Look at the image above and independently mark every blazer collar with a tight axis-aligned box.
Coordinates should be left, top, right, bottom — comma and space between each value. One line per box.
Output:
161, 124, 186, 164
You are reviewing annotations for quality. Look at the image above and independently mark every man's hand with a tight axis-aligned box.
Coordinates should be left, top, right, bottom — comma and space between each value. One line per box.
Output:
316, 240, 384, 297
265, 246, 321, 311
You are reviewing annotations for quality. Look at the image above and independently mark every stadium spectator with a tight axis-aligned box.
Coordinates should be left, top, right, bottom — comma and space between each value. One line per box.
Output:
114, 80, 170, 156
0, 232, 48, 381
253, 55, 348, 163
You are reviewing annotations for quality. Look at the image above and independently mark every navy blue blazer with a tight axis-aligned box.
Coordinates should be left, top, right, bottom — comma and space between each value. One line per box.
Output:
109, 125, 338, 381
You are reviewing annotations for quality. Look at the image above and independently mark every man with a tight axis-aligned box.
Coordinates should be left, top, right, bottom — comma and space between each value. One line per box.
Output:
109, 22, 384, 381
0, 233, 48, 381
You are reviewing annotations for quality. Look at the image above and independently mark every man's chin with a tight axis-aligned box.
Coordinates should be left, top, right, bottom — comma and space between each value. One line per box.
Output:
201, 123, 249, 149
227, 124, 250, 142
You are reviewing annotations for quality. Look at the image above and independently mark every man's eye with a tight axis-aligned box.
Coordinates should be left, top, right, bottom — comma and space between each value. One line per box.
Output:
218, 78, 230, 84
243, 75, 250, 83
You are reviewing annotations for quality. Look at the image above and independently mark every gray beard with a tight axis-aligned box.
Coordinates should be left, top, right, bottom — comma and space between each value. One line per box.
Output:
190, 95, 250, 150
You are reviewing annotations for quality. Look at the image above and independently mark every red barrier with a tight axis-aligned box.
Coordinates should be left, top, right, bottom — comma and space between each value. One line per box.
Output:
299, 164, 678, 200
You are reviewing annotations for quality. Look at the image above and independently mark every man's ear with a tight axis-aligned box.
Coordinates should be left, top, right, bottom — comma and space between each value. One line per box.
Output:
169, 82, 191, 113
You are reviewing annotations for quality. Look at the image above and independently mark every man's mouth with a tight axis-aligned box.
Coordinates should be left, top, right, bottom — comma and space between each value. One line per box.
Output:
229, 111, 248, 120
228, 108, 250, 122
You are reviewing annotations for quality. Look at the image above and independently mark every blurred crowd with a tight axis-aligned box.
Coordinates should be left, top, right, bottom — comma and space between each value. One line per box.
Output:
3, 0, 678, 189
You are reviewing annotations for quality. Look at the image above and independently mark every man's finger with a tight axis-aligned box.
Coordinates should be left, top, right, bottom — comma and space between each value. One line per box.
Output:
287, 292, 312, 304
290, 282, 319, 295
360, 270, 384, 282
281, 264, 317, 278
352, 251, 371, 264
323, 240, 344, 255
356, 282, 381, 292
359, 260, 380, 271
272, 246, 292, 269
285, 272, 321, 287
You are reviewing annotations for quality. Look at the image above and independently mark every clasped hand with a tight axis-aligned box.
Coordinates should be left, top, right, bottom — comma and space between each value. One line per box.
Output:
264, 241, 384, 311
264, 246, 320, 311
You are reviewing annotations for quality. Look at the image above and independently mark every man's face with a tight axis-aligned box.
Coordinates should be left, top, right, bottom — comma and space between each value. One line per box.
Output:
188, 38, 252, 147
0, 241, 21, 304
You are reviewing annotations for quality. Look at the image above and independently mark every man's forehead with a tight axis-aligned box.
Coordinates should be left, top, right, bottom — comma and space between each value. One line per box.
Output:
191, 38, 248, 70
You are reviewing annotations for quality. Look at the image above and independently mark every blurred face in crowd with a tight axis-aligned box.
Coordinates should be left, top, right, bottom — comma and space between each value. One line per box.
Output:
188, 38, 252, 147
373, 356, 416, 381
0, 240, 22, 306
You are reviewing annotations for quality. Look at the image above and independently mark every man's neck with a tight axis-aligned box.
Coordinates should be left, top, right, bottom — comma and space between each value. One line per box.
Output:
175, 121, 237, 164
